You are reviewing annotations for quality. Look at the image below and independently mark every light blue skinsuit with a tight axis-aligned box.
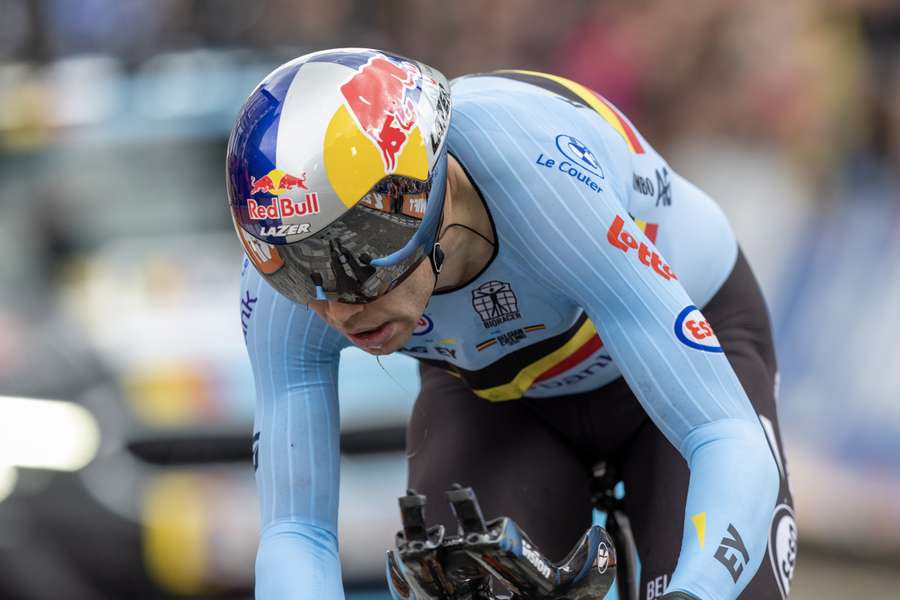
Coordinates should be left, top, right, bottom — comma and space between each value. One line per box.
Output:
241, 72, 780, 600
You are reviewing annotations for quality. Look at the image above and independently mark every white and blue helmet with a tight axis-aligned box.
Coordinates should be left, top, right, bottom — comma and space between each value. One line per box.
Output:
226, 48, 451, 304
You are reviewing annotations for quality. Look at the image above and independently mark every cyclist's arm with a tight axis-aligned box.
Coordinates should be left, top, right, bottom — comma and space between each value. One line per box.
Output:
522, 178, 776, 600
240, 258, 349, 600
450, 119, 778, 599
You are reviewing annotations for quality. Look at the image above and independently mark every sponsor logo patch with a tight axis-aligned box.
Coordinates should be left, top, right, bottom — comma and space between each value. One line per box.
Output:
240, 290, 258, 339
768, 504, 797, 600
674, 305, 723, 353
633, 173, 655, 197
476, 324, 545, 351
400, 345, 429, 354
341, 55, 421, 172
656, 166, 672, 207
607, 215, 676, 280
529, 354, 612, 391
247, 193, 320, 220
596, 541, 610, 574
249, 169, 309, 196
435, 345, 456, 359
260, 223, 311, 237
645, 574, 670, 600
413, 314, 434, 336
714, 524, 750, 584
534, 133, 605, 194
472, 281, 521, 328
555, 134, 604, 177
241, 168, 321, 244
521, 539, 552, 579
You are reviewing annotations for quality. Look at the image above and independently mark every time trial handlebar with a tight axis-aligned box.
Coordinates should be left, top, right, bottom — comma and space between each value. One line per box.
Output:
386, 485, 617, 600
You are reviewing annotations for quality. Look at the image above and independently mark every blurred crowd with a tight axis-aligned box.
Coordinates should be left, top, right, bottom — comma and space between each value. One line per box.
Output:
1, 1, 899, 598
4, 0, 898, 178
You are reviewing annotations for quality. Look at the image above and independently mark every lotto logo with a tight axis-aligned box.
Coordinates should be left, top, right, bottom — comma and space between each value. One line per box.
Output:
607, 215, 676, 280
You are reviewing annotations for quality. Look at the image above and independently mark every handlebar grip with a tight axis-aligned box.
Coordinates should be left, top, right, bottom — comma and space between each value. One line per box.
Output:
447, 484, 488, 535
399, 490, 429, 543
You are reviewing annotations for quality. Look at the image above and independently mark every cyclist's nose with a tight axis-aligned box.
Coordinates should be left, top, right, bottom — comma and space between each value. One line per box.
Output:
326, 300, 365, 326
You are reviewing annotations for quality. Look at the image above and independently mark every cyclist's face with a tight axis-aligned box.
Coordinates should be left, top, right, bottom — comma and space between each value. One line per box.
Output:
309, 256, 434, 355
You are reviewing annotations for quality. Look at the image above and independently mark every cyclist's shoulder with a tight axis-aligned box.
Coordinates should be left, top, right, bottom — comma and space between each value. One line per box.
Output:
449, 70, 650, 177
450, 70, 586, 124
451, 70, 641, 133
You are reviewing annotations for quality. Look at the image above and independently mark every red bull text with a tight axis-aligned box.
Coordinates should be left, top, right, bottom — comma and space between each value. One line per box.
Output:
247, 193, 320, 220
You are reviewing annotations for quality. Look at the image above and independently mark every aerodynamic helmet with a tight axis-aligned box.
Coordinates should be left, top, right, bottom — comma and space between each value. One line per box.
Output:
226, 48, 452, 304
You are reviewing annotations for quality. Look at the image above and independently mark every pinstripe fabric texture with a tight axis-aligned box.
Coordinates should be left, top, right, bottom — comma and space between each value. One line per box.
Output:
242, 258, 348, 599
241, 74, 778, 600
446, 78, 751, 448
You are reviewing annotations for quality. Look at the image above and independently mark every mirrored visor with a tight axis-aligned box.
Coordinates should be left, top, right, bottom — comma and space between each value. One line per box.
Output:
250, 166, 444, 305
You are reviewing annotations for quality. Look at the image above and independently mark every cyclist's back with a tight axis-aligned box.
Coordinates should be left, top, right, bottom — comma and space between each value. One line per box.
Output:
407, 71, 739, 399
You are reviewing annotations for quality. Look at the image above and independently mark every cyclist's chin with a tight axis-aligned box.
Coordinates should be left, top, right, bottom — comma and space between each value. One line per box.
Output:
383, 321, 416, 355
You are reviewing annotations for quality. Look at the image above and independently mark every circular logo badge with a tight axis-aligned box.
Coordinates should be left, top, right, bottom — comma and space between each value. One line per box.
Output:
674, 305, 723, 353
768, 504, 797, 599
596, 541, 610, 574
413, 314, 434, 336
556, 134, 604, 177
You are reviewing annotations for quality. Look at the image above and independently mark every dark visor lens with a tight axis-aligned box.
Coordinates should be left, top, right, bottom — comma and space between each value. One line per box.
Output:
262, 172, 437, 304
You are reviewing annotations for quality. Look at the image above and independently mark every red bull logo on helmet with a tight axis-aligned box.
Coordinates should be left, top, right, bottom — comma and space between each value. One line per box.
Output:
245, 167, 321, 226
247, 194, 320, 220
249, 169, 309, 195
340, 55, 422, 173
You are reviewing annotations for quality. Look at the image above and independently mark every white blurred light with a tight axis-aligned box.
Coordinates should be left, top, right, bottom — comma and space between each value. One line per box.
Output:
0, 466, 16, 503
0, 397, 100, 471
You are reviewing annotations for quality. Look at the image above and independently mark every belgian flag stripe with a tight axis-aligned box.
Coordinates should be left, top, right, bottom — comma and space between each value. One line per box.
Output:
419, 314, 603, 402
492, 70, 645, 154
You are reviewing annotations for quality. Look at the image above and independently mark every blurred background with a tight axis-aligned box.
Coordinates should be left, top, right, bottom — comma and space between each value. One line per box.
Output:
1, 0, 898, 598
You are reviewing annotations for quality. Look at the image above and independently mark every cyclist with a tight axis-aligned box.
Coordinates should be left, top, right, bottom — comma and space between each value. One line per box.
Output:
227, 48, 795, 600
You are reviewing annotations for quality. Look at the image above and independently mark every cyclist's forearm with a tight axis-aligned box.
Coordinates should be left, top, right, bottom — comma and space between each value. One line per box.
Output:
243, 263, 347, 599
256, 521, 344, 600
667, 419, 779, 600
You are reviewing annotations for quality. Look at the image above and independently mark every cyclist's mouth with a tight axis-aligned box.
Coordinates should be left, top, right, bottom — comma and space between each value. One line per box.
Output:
347, 322, 396, 350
